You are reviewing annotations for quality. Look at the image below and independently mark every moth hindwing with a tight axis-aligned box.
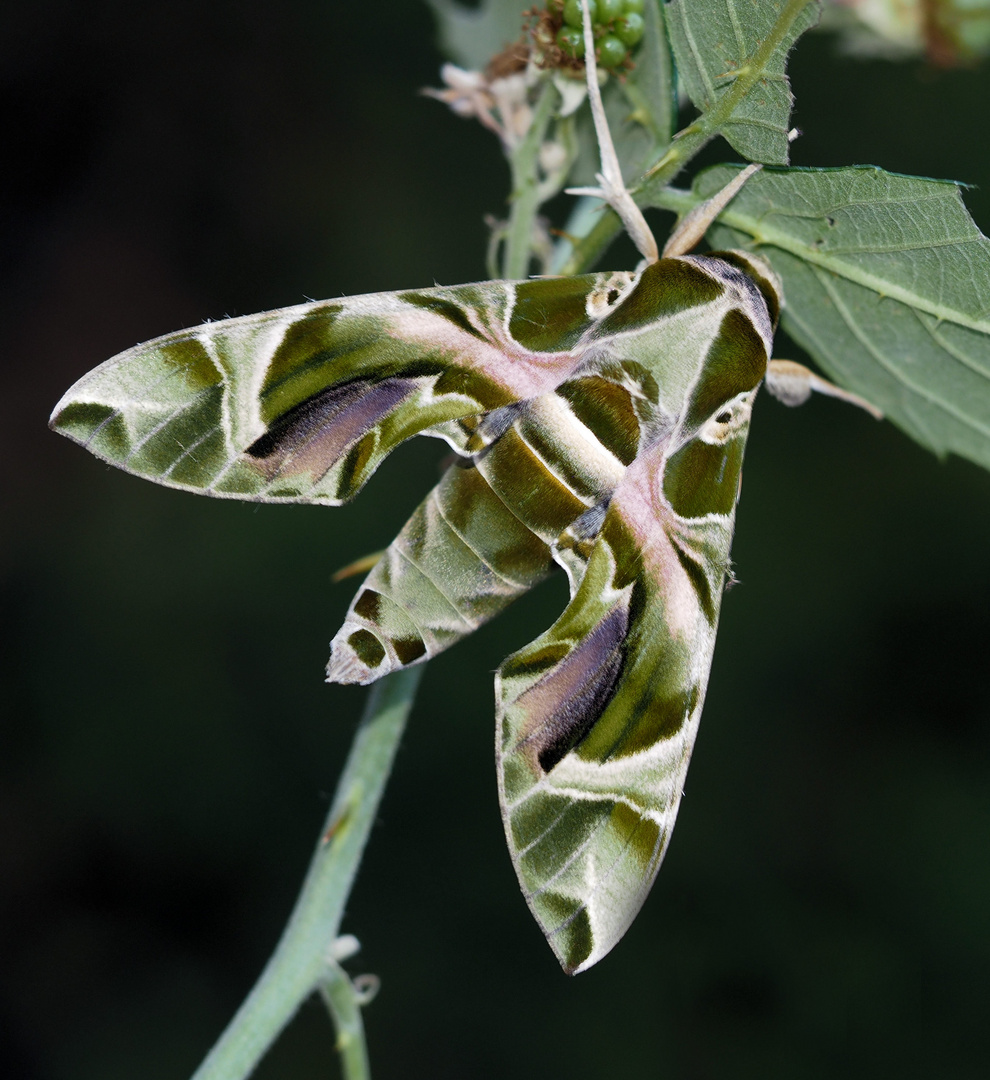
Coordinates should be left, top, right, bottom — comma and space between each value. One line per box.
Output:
50, 248, 781, 971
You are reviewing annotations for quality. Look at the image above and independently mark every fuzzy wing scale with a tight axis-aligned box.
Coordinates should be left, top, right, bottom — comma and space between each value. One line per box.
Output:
49, 276, 628, 505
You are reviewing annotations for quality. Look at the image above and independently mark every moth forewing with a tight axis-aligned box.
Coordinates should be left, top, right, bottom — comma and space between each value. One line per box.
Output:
495, 253, 780, 973
48, 277, 613, 506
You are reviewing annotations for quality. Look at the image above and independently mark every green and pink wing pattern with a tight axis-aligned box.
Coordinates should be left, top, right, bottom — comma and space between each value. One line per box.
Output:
51, 253, 779, 971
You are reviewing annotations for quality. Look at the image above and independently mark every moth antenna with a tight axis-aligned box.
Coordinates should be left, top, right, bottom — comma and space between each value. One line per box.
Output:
565, 0, 659, 264
765, 359, 883, 419
662, 163, 762, 258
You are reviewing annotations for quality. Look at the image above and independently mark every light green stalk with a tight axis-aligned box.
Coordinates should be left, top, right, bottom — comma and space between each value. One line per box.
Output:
502, 79, 559, 280
190, 667, 423, 1080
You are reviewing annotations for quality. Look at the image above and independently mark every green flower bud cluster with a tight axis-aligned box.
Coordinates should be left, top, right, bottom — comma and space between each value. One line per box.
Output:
553, 0, 645, 68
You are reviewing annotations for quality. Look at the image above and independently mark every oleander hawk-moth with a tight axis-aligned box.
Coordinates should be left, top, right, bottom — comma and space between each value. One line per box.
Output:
50, 0, 840, 973
49, 243, 784, 972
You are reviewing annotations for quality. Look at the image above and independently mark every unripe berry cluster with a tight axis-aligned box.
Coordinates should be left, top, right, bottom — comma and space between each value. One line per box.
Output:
552, 0, 645, 69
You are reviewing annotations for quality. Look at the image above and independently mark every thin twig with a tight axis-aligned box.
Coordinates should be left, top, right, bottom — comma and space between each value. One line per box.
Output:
189, 667, 423, 1080
566, 0, 658, 262
319, 963, 373, 1080
502, 80, 558, 279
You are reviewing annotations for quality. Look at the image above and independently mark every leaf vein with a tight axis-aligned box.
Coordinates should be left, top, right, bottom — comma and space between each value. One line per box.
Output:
810, 269, 990, 439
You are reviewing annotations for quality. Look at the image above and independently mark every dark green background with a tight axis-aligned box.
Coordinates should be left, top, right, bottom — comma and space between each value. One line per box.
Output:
3, 2, 989, 1077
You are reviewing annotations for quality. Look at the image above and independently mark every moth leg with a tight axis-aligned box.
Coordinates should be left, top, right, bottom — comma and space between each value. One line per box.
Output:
765, 359, 883, 419
331, 550, 385, 583
565, 1, 659, 264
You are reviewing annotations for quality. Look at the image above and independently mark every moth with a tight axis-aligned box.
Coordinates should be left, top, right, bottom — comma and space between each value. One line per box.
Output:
49, 5, 873, 974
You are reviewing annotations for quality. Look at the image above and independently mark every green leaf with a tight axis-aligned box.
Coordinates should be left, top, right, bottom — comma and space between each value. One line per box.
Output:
426, 0, 532, 71
697, 164, 990, 471
664, 0, 821, 164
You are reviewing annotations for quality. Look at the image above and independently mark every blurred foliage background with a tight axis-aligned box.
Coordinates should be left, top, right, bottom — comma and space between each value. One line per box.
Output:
2, 1, 990, 1077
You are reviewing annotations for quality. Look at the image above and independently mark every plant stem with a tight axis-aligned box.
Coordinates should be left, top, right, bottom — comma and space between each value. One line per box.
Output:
189, 666, 424, 1080
502, 79, 558, 280
558, 0, 815, 276
647, 184, 696, 218
319, 964, 373, 1080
